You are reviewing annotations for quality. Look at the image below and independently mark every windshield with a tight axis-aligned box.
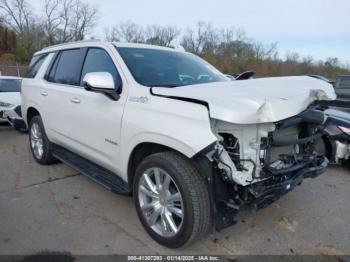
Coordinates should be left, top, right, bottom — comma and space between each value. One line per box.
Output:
0, 79, 21, 92
116, 47, 229, 87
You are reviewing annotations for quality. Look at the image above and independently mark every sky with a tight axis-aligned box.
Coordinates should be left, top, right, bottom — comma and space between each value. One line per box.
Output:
33, 0, 350, 65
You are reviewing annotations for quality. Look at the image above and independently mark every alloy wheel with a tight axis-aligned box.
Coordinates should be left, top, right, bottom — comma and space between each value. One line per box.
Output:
30, 122, 44, 159
138, 167, 184, 237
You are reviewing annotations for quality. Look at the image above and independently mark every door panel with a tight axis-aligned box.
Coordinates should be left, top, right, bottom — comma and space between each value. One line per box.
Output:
40, 48, 85, 145
63, 87, 125, 173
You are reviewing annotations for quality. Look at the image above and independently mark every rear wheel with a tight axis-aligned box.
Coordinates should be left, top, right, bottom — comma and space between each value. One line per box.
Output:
29, 116, 56, 164
133, 151, 212, 248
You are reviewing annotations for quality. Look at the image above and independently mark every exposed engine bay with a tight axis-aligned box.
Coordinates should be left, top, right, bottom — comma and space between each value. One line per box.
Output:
203, 104, 350, 230
209, 112, 327, 186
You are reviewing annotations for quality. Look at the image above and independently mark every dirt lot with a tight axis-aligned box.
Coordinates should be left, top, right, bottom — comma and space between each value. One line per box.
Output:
0, 123, 350, 255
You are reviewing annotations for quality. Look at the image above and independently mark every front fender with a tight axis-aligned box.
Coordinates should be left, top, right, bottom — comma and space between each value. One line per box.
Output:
119, 93, 218, 177
126, 132, 202, 159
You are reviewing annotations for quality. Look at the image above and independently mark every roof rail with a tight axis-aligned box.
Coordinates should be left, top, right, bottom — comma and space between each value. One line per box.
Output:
42, 39, 102, 50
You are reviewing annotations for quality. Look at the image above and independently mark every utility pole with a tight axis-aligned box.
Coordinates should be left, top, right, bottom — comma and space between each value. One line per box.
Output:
16, 63, 20, 77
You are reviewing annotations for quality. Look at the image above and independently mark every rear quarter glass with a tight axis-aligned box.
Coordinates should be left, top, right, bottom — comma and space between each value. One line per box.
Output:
26, 54, 48, 78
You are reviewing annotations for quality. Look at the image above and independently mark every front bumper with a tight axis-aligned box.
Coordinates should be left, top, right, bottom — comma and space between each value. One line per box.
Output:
1, 106, 27, 131
207, 106, 350, 230
246, 155, 328, 210
9, 117, 27, 131
209, 153, 329, 231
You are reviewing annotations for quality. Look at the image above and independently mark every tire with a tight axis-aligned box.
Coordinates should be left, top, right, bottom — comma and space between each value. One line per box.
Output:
29, 115, 56, 165
133, 151, 212, 248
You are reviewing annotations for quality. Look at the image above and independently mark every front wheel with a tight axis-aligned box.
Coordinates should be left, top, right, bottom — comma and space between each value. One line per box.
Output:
133, 151, 212, 248
29, 115, 56, 165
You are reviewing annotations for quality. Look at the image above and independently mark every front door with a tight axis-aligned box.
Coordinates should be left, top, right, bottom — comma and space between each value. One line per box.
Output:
41, 47, 126, 173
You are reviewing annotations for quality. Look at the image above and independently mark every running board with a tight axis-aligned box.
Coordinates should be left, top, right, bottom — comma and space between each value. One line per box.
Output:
52, 145, 131, 196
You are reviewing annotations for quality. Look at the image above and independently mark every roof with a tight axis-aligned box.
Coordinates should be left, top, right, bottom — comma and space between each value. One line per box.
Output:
35, 40, 182, 55
113, 42, 180, 52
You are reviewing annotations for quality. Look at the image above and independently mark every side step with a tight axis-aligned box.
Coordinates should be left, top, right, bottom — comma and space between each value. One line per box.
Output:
52, 145, 131, 196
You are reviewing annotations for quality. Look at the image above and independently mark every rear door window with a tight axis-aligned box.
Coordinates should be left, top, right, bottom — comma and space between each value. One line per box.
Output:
26, 54, 48, 78
49, 49, 84, 86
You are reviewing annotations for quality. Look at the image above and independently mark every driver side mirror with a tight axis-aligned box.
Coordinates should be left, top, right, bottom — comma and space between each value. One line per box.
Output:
83, 72, 120, 100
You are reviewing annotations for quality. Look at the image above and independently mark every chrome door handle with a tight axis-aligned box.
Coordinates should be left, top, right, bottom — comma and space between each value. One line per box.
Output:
70, 98, 81, 104
41, 91, 48, 96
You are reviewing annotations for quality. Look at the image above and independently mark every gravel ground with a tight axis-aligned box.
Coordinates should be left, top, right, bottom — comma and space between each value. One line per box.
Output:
0, 123, 349, 255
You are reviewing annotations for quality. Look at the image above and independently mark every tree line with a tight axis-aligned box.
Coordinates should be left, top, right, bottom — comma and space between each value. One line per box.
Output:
0, 0, 97, 62
0, 0, 349, 79
105, 21, 349, 79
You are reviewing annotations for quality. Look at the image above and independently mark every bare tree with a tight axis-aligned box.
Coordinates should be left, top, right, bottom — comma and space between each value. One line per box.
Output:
43, 0, 61, 45
70, 0, 98, 41
145, 25, 179, 47
253, 42, 277, 60
105, 21, 144, 43
104, 27, 118, 41
57, 0, 72, 42
325, 57, 340, 68
0, 0, 44, 57
286, 51, 300, 62
0, 24, 17, 53
181, 22, 216, 54
0, 0, 33, 35
43, 0, 98, 44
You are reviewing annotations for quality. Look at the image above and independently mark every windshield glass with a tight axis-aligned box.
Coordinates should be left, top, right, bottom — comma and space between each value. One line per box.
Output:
0, 79, 21, 92
116, 47, 229, 87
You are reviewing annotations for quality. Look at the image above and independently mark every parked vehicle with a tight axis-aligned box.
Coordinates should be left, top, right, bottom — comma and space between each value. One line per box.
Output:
315, 122, 350, 164
3, 104, 27, 132
21, 41, 350, 248
334, 75, 350, 99
0, 76, 27, 131
305, 75, 350, 165
0, 76, 21, 121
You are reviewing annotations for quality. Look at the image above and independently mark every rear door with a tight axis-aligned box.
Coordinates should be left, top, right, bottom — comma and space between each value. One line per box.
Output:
40, 48, 86, 149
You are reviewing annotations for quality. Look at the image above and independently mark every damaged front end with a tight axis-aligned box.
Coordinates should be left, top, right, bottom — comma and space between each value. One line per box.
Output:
198, 106, 350, 231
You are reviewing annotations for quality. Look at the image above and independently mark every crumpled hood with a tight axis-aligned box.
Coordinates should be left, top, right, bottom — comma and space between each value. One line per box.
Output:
152, 76, 336, 124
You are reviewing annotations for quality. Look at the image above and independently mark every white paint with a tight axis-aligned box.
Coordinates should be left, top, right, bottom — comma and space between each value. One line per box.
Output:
21, 42, 336, 185
153, 76, 336, 124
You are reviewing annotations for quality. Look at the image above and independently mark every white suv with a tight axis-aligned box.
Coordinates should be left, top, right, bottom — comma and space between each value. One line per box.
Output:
21, 41, 349, 248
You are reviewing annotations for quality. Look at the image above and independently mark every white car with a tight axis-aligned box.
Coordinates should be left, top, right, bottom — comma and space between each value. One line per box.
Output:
20, 41, 350, 248
0, 76, 27, 131
0, 76, 21, 118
